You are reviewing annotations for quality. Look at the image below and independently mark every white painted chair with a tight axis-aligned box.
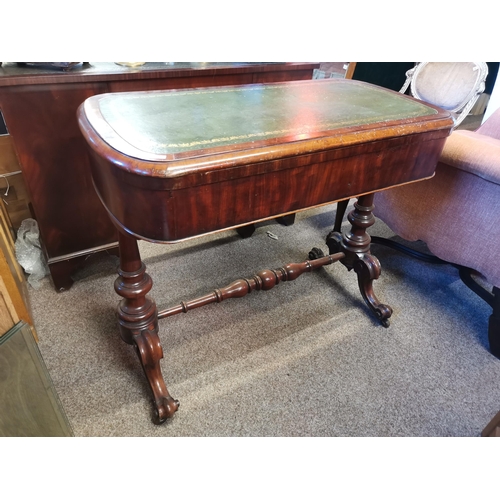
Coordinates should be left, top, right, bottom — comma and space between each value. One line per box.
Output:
399, 62, 489, 128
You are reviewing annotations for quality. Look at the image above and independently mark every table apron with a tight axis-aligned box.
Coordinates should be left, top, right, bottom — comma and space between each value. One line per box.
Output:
88, 132, 447, 242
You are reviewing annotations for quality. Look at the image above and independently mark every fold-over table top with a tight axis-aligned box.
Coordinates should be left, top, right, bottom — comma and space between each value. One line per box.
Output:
78, 78, 454, 242
81, 79, 450, 171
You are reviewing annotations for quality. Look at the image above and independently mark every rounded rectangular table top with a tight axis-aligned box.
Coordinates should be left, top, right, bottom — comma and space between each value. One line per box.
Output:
79, 79, 452, 176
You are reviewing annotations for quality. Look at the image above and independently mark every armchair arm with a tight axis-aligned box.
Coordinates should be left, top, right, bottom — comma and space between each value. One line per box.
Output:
440, 129, 500, 185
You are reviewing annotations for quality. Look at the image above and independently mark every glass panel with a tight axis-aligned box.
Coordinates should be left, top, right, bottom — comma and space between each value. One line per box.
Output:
0, 321, 73, 437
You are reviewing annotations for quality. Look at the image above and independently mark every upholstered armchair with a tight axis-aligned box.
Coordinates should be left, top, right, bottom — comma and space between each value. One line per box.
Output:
371, 107, 500, 358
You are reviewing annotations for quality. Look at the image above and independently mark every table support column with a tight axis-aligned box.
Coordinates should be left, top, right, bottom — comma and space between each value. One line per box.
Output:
326, 193, 393, 326
114, 230, 179, 423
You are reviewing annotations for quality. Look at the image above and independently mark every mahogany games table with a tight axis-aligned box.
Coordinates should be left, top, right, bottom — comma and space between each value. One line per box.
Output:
77, 79, 453, 423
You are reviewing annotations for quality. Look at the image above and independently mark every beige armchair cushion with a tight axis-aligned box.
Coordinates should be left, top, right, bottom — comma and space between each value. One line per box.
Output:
440, 130, 500, 185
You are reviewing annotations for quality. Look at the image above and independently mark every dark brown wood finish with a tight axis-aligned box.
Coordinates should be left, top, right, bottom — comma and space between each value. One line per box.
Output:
77, 79, 454, 423
0, 62, 319, 290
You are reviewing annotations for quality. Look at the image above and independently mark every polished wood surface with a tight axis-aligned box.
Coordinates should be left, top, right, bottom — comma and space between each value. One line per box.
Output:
0, 62, 319, 290
78, 79, 454, 423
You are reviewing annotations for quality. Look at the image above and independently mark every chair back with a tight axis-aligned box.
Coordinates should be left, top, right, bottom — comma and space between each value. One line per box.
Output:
400, 62, 489, 127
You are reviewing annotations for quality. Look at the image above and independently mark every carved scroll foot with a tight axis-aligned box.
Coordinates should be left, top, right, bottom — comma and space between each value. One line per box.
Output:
116, 231, 179, 424
353, 254, 393, 327
119, 316, 179, 424
132, 326, 180, 424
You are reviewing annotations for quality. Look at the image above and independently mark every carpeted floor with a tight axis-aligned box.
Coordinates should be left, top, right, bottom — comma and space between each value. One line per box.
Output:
26, 204, 500, 436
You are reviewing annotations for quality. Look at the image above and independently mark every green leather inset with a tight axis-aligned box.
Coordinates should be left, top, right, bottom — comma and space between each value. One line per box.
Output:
98, 80, 437, 156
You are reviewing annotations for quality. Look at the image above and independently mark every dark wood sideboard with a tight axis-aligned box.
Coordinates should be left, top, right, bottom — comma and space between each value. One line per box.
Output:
0, 62, 320, 291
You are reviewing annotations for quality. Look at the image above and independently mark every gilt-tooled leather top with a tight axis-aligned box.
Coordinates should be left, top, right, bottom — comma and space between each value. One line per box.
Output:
83, 79, 439, 163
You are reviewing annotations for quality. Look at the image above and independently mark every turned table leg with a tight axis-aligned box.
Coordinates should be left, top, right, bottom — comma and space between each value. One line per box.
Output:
115, 231, 179, 423
326, 193, 393, 326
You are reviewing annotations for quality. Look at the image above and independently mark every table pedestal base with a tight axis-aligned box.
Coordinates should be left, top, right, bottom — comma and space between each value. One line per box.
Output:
115, 232, 179, 424
115, 195, 392, 424
326, 193, 393, 326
